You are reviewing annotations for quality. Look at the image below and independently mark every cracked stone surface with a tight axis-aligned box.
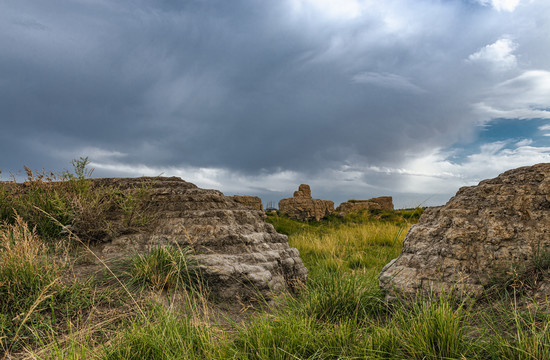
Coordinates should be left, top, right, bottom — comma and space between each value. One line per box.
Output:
379, 163, 550, 300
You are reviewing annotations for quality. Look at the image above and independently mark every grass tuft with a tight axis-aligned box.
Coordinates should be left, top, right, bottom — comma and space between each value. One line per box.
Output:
122, 246, 203, 293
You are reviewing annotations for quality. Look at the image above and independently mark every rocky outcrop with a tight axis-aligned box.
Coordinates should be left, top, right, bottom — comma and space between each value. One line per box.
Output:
91, 177, 307, 301
336, 196, 394, 216
230, 195, 264, 212
379, 163, 550, 300
278, 184, 334, 221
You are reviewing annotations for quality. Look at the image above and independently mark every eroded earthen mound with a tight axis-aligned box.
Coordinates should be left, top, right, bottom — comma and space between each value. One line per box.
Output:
379, 163, 550, 300
278, 184, 334, 221
92, 177, 307, 301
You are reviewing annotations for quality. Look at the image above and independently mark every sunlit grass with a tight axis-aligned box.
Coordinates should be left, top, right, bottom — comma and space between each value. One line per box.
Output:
288, 220, 408, 276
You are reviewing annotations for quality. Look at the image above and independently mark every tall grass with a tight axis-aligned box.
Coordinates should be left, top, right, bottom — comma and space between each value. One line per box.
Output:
394, 294, 471, 359
0, 215, 61, 351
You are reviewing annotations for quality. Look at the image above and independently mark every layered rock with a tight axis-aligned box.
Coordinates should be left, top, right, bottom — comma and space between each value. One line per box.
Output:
91, 177, 307, 301
230, 195, 264, 212
279, 184, 334, 221
379, 163, 550, 300
336, 196, 394, 216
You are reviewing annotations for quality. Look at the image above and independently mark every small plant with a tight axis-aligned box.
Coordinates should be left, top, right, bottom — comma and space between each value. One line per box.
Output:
69, 156, 93, 180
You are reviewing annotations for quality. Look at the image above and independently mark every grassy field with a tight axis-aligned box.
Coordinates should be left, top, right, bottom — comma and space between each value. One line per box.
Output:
1, 166, 550, 359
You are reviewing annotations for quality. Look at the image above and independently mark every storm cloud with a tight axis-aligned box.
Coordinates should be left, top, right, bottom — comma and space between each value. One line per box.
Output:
1, 0, 549, 207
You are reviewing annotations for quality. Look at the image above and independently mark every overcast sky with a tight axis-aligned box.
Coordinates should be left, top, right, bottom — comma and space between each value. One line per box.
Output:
1, 0, 549, 208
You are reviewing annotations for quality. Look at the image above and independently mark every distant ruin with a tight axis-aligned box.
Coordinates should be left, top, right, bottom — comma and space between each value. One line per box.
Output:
279, 184, 334, 221
335, 196, 394, 216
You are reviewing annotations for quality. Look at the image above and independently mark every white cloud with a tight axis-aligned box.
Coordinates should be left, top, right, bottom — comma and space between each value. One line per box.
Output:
291, 0, 364, 19
352, 72, 425, 93
368, 140, 550, 196
468, 38, 518, 71
90, 160, 302, 195
476, 0, 521, 12
515, 138, 533, 146
474, 70, 550, 121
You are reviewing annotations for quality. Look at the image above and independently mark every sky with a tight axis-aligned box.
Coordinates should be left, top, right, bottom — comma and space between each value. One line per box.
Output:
1, 0, 549, 209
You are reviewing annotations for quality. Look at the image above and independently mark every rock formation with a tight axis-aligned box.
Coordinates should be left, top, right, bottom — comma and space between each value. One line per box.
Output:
230, 195, 264, 212
379, 163, 550, 300
91, 177, 307, 301
336, 196, 394, 216
278, 184, 334, 221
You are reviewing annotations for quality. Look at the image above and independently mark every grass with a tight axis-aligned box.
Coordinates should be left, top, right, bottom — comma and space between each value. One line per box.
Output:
2, 166, 550, 359
119, 246, 203, 293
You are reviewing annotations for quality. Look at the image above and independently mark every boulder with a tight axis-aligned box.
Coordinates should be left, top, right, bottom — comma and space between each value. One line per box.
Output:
90, 177, 308, 301
230, 195, 264, 211
379, 163, 550, 300
336, 196, 394, 216
279, 184, 334, 221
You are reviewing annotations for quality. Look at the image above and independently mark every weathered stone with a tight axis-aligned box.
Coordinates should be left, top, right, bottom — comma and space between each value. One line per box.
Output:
336, 196, 394, 216
89, 177, 307, 301
230, 195, 264, 212
369, 196, 394, 211
279, 184, 334, 221
379, 163, 550, 300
